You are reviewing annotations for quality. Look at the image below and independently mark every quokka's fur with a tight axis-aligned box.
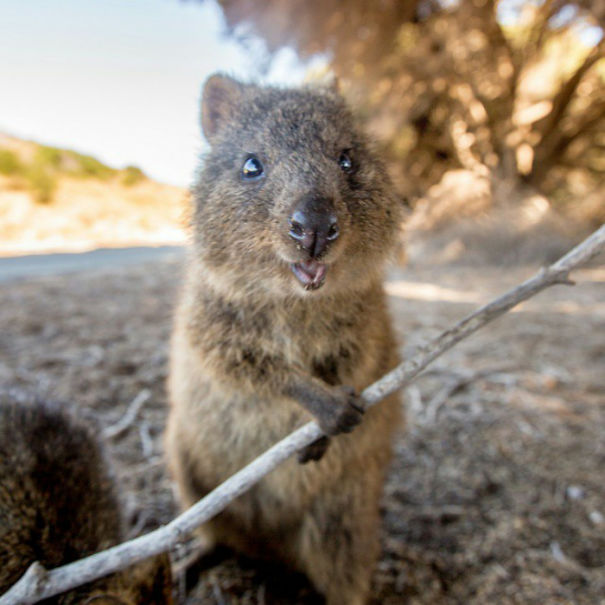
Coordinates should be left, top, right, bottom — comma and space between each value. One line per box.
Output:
0, 394, 172, 604
166, 74, 404, 605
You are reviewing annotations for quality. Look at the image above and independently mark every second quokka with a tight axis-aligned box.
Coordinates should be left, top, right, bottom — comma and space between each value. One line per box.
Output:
166, 74, 404, 605
0, 394, 172, 604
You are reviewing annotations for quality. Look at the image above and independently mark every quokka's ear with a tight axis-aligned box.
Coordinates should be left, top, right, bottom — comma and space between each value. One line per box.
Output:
200, 74, 246, 144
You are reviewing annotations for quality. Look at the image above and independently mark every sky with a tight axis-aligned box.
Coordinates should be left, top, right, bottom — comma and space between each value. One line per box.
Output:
0, 0, 322, 186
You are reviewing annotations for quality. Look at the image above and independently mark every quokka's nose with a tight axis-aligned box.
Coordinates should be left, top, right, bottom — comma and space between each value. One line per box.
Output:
288, 197, 340, 259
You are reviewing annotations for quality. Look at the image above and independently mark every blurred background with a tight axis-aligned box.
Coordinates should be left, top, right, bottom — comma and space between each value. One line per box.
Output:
1, 3, 604, 603
0, 0, 319, 254
1, 0, 603, 261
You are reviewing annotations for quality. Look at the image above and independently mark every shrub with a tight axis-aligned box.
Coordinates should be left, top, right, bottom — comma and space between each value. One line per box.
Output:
68, 151, 116, 179
121, 165, 146, 187
35, 145, 63, 170
0, 149, 22, 176
24, 163, 57, 204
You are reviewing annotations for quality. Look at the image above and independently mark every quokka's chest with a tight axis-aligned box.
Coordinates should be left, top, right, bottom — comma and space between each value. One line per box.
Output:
194, 286, 386, 383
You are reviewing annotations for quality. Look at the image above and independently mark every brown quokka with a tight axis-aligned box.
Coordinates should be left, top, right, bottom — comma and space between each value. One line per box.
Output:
0, 394, 172, 604
166, 74, 404, 605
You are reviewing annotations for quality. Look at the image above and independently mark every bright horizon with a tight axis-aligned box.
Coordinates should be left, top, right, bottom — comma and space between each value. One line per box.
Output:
0, 0, 324, 187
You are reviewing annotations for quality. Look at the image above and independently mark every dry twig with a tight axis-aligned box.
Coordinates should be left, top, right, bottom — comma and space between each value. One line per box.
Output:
421, 364, 518, 424
102, 389, 151, 440
1, 224, 603, 605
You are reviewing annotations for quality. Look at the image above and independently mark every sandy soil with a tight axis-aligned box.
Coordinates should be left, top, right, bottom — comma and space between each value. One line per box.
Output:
0, 175, 187, 257
0, 257, 603, 604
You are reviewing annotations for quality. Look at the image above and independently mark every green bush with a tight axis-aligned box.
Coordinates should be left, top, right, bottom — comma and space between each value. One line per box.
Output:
0, 149, 22, 175
24, 163, 57, 204
35, 145, 63, 169
1, 140, 122, 203
121, 165, 146, 187
68, 150, 116, 179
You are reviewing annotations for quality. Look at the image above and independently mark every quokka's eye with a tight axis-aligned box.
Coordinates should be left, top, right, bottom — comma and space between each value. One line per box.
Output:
338, 151, 354, 174
241, 155, 264, 180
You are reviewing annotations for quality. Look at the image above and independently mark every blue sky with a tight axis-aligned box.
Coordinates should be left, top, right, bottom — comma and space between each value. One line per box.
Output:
0, 0, 322, 186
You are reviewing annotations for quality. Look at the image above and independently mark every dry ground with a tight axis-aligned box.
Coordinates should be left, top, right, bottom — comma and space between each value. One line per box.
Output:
0, 256, 603, 604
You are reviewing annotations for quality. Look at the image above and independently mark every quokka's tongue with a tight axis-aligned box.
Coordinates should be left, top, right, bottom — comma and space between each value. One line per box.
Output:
291, 260, 327, 290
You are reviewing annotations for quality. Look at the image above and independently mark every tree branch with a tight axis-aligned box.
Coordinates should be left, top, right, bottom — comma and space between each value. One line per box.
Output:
526, 36, 605, 184
531, 96, 605, 184
2, 224, 604, 605
556, 98, 605, 152
536, 38, 604, 142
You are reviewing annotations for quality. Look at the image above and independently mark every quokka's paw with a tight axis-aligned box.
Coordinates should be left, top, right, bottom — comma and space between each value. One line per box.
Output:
297, 435, 331, 464
315, 385, 364, 436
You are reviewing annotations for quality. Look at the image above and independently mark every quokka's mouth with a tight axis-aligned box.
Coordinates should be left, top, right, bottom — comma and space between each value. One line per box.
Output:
291, 260, 327, 291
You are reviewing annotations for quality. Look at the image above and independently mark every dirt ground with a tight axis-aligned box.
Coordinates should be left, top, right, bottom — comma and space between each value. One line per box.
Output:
0, 254, 603, 604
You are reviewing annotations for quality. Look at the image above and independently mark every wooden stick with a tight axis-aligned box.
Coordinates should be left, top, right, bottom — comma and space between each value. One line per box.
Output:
103, 389, 151, 439
2, 224, 603, 605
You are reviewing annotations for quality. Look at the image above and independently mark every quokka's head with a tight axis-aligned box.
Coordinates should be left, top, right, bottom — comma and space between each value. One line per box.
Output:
191, 74, 403, 298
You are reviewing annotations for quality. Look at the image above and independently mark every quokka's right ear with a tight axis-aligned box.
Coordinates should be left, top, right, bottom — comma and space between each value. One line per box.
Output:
201, 74, 246, 144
